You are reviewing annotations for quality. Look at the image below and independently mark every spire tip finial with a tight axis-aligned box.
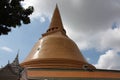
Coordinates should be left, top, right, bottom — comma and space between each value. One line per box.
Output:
56, 3, 58, 8
42, 3, 66, 36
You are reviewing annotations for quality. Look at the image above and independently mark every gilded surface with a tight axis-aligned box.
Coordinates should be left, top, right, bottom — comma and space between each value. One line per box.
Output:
21, 5, 95, 69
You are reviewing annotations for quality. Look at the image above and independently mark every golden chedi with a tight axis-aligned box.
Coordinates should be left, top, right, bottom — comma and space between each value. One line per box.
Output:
21, 5, 95, 69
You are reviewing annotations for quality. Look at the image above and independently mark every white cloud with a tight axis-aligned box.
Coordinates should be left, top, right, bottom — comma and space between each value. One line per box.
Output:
99, 28, 120, 51
94, 50, 120, 70
40, 16, 45, 23
87, 57, 90, 61
23, 0, 120, 50
0, 46, 13, 53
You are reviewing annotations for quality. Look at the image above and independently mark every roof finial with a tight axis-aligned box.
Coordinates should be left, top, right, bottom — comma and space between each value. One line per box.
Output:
8, 60, 10, 64
11, 50, 19, 66
16, 49, 19, 58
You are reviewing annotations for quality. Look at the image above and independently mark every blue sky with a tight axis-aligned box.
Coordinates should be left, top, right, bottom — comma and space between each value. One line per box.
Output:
0, 0, 120, 70
0, 18, 49, 66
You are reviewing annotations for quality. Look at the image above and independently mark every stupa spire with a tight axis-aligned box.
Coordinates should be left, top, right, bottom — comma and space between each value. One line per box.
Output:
49, 4, 63, 28
43, 4, 66, 36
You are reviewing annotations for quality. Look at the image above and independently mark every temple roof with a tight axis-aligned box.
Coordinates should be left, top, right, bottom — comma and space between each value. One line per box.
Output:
0, 53, 23, 80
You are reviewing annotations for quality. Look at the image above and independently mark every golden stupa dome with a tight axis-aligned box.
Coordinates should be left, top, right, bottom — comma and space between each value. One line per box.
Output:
21, 5, 95, 69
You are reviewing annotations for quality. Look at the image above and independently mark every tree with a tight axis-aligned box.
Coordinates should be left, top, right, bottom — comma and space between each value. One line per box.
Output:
0, 0, 34, 35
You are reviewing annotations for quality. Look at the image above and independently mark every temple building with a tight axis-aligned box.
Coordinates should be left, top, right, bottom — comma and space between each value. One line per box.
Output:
0, 53, 23, 80
20, 5, 120, 80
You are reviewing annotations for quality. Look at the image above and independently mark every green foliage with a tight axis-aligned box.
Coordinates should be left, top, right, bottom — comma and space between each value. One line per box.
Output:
0, 0, 34, 35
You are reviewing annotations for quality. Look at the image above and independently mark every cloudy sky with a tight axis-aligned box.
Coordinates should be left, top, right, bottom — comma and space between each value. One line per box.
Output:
0, 0, 120, 70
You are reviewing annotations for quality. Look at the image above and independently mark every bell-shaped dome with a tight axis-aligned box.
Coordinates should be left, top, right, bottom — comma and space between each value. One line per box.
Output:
21, 5, 95, 69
